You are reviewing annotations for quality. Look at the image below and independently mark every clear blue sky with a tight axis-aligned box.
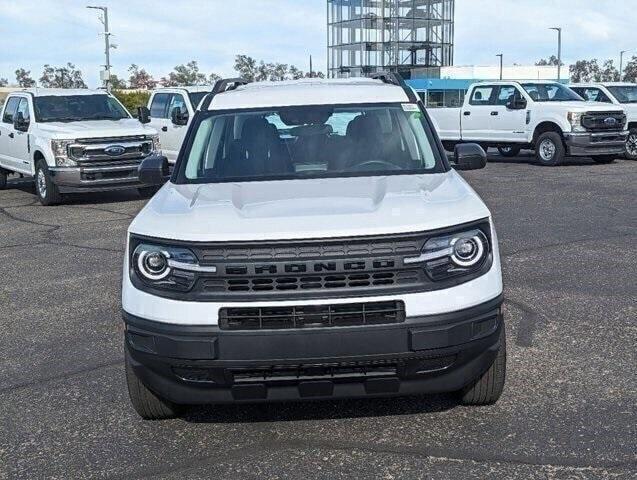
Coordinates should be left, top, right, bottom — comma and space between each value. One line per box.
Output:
0, 0, 635, 87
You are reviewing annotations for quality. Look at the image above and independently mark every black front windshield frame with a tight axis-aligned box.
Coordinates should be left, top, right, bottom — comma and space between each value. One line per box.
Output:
33, 95, 130, 122
171, 102, 450, 186
521, 83, 583, 102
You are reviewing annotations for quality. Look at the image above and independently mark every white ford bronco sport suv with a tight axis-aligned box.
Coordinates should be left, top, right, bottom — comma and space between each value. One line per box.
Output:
428, 81, 628, 166
0, 89, 160, 205
122, 75, 505, 419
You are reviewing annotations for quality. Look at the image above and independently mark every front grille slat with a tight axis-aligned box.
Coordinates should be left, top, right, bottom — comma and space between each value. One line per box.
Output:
219, 300, 405, 331
582, 111, 626, 131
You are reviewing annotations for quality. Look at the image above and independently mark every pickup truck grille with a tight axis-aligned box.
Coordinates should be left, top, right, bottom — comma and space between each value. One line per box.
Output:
582, 111, 626, 131
69, 135, 153, 163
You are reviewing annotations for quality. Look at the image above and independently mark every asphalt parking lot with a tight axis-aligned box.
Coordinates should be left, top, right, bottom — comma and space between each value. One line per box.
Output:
1, 152, 635, 479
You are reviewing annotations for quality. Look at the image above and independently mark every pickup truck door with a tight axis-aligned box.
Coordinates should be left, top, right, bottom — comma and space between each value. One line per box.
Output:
461, 85, 498, 141
148, 92, 173, 161
163, 93, 190, 163
490, 85, 528, 142
0, 96, 24, 172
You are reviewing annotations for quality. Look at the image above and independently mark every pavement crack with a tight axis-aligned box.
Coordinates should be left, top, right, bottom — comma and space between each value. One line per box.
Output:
505, 298, 544, 347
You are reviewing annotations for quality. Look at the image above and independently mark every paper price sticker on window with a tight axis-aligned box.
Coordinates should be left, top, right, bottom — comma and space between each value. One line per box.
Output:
402, 103, 420, 112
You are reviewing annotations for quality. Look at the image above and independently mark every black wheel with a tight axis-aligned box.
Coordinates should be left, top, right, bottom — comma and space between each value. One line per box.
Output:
460, 324, 506, 406
534, 132, 565, 166
592, 155, 616, 164
125, 352, 180, 420
0, 169, 7, 190
35, 160, 63, 206
624, 128, 637, 160
137, 186, 160, 198
497, 146, 521, 157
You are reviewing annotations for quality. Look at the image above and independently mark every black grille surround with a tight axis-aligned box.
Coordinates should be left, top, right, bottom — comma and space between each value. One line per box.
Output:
129, 219, 493, 302
581, 111, 627, 132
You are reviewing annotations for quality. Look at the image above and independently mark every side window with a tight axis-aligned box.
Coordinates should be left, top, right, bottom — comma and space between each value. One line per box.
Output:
149, 93, 170, 118
496, 86, 518, 105
582, 88, 612, 103
469, 86, 495, 106
2, 97, 20, 124
167, 94, 187, 115
16, 98, 30, 122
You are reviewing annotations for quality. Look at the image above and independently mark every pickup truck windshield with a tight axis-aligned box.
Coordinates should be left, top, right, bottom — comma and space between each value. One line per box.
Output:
607, 86, 637, 103
521, 83, 583, 102
188, 92, 208, 109
34, 95, 129, 122
179, 103, 443, 183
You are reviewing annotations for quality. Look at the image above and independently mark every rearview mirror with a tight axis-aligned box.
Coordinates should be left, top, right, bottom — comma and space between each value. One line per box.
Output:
13, 112, 30, 132
137, 106, 151, 124
138, 154, 169, 185
506, 97, 527, 110
453, 143, 487, 171
171, 107, 189, 126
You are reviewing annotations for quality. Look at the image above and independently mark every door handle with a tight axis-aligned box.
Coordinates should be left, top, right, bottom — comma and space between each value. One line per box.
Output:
491, 111, 499, 116
8, 133, 14, 138
463, 111, 471, 116
161, 126, 168, 132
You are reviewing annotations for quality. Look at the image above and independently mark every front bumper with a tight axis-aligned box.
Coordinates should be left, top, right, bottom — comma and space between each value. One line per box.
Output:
564, 131, 628, 156
123, 294, 504, 404
49, 164, 144, 193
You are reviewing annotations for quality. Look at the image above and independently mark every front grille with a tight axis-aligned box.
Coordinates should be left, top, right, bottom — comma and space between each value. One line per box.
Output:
582, 111, 626, 131
70, 135, 152, 163
219, 300, 405, 330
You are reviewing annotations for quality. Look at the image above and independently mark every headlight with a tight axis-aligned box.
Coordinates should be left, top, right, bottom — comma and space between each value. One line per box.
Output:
51, 139, 77, 167
405, 228, 490, 281
150, 134, 161, 153
131, 242, 214, 292
567, 112, 586, 132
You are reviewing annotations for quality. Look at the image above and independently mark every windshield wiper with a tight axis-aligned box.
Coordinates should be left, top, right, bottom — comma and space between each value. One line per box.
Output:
40, 117, 83, 122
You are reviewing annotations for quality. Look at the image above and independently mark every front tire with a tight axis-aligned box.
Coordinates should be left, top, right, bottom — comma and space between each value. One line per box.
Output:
125, 353, 180, 420
592, 155, 616, 164
625, 128, 637, 160
35, 160, 63, 206
460, 324, 506, 405
497, 146, 521, 157
535, 132, 565, 166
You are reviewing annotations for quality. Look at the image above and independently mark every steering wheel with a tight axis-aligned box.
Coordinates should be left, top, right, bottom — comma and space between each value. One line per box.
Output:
349, 160, 401, 172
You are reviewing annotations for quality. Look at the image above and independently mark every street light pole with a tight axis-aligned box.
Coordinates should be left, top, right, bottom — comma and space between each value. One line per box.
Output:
549, 27, 562, 81
620, 50, 627, 81
496, 54, 503, 80
87, 6, 112, 92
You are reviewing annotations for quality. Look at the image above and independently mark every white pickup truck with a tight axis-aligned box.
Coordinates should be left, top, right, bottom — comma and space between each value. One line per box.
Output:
569, 82, 637, 160
138, 87, 210, 164
428, 80, 628, 166
0, 89, 160, 205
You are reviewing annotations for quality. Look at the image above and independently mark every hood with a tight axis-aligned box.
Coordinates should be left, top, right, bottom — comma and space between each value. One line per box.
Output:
129, 172, 491, 242
553, 101, 624, 112
36, 118, 157, 139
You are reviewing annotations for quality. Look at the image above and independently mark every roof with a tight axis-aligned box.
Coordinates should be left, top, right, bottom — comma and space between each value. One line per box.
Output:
208, 78, 410, 110
18, 88, 110, 97
153, 86, 211, 93
569, 82, 636, 87
469, 80, 562, 87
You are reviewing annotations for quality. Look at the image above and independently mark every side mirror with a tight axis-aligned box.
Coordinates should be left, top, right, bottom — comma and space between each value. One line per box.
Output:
507, 97, 527, 110
137, 106, 151, 124
171, 107, 189, 126
138, 154, 169, 185
13, 112, 30, 132
453, 143, 487, 171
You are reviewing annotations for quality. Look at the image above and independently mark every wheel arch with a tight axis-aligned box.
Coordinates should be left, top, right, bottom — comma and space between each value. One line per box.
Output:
532, 122, 564, 146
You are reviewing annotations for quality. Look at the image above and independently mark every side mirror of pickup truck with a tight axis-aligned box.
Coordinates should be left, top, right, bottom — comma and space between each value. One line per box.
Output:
138, 154, 170, 185
171, 107, 189, 126
506, 98, 527, 110
137, 106, 151, 124
13, 112, 30, 132
453, 143, 487, 171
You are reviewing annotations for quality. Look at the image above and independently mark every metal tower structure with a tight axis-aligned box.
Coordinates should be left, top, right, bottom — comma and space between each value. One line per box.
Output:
327, 0, 454, 78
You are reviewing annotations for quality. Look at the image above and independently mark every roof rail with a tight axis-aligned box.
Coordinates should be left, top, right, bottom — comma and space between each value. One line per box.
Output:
370, 72, 418, 103
199, 78, 250, 110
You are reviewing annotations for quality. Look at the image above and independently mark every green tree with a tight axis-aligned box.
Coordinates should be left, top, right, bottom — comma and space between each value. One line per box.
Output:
234, 55, 258, 81
600, 59, 620, 82
0, 78, 8, 87
569, 59, 601, 83
39, 63, 86, 88
622, 56, 637, 82
208, 72, 221, 84
161, 60, 206, 86
112, 90, 151, 117
15, 68, 36, 87
128, 64, 157, 90
110, 74, 127, 89
288, 65, 304, 80
535, 55, 563, 66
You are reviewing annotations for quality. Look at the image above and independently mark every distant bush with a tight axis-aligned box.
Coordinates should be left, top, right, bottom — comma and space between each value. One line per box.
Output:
113, 90, 151, 117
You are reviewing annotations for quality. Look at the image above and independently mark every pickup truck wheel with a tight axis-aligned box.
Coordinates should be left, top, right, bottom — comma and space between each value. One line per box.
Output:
497, 146, 521, 157
0, 169, 7, 190
624, 128, 637, 160
592, 155, 616, 164
125, 353, 180, 420
460, 324, 506, 405
35, 160, 63, 206
535, 132, 565, 166
137, 186, 160, 198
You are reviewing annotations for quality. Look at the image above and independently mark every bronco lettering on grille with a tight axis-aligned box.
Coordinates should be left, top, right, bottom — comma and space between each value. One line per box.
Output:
224, 259, 396, 275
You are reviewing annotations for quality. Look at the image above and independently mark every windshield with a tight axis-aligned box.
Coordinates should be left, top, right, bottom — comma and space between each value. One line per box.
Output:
188, 92, 208, 109
521, 83, 583, 102
607, 86, 637, 104
177, 103, 443, 184
34, 95, 129, 122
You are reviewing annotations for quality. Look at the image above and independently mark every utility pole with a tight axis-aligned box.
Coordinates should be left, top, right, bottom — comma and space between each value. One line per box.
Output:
87, 6, 114, 91
496, 54, 503, 80
309, 55, 314, 78
620, 50, 627, 81
549, 27, 562, 81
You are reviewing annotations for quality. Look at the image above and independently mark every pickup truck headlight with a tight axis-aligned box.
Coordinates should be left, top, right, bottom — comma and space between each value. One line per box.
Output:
51, 139, 77, 167
567, 112, 587, 133
406, 227, 491, 281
